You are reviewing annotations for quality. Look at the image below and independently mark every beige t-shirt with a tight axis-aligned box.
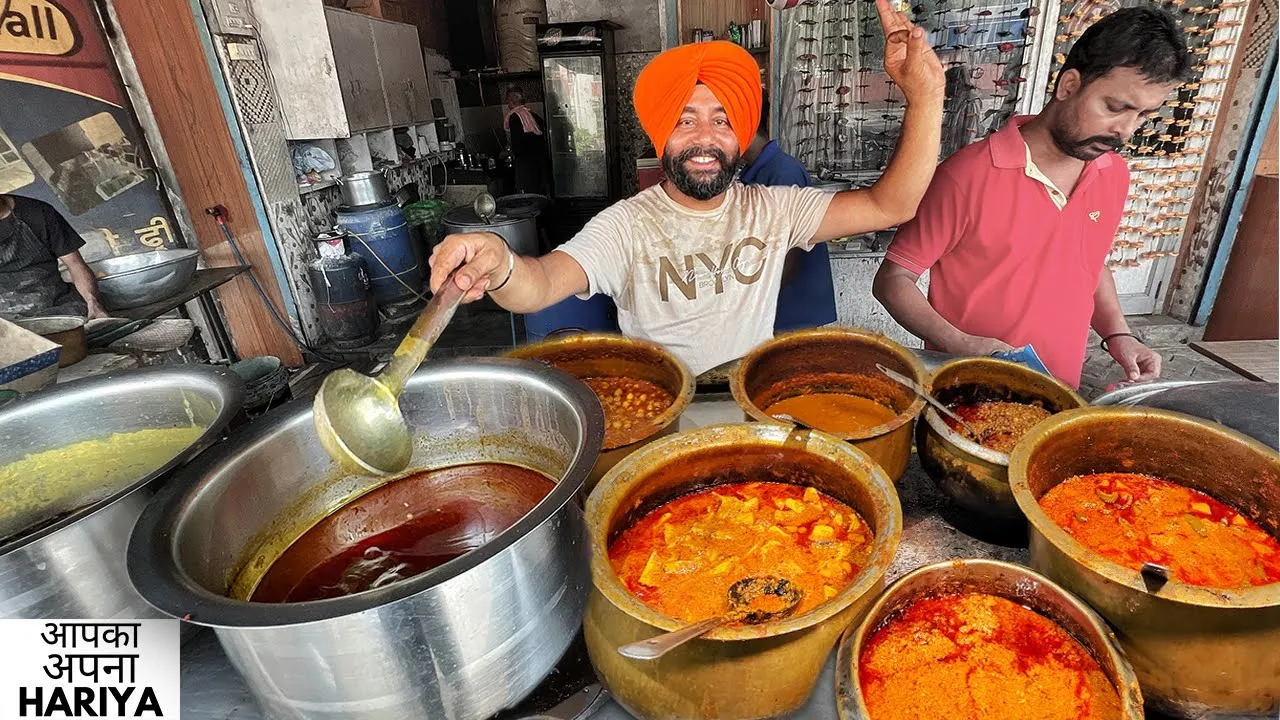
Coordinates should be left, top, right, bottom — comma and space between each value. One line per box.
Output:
557, 182, 835, 375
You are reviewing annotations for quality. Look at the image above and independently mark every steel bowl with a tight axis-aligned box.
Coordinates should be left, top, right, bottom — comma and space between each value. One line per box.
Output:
506, 332, 695, 493
0, 366, 243, 619
128, 358, 604, 720
1009, 407, 1280, 718
585, 422, 903, 720
91, 249, 200, 310
834, 558, 1144, 720
731, 328, 928, 482
1094, 379, 1278, 450
917, 357, 1086, 522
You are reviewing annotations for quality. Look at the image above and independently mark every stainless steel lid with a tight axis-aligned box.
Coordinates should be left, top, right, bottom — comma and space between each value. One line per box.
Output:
444, 206, 525, 228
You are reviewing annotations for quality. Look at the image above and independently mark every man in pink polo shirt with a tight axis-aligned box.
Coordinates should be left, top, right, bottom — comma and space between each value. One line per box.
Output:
873, 7, 1190, 388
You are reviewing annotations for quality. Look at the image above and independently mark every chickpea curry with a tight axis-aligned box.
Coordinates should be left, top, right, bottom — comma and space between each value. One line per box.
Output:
859, 593, 1122, 720
765, 393, 899, 435
1040, 473, 1280, 589
945, 401, 1052, 454
582, 377, 676, 449
610, 482, 874, 623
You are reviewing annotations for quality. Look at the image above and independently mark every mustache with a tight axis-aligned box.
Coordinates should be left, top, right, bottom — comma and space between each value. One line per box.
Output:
1073, 135, 1124, 150
675, 146, 732, 168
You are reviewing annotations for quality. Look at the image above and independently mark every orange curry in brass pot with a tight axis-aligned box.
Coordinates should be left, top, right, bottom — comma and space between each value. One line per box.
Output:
731, 329, 928, 482
585, 422, 903, 720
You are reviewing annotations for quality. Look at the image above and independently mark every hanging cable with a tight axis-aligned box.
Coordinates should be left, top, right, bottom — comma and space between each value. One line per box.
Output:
206, 206, 344, 363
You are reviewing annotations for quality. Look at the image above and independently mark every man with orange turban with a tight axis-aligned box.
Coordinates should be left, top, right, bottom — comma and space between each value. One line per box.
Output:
431, 0, 945, 375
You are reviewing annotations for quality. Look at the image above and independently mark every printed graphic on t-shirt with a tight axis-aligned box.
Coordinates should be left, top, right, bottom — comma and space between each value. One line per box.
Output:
657, 236, 767, 302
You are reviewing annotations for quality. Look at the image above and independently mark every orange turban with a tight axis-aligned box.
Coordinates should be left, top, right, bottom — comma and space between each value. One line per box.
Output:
633, 41, 762, 159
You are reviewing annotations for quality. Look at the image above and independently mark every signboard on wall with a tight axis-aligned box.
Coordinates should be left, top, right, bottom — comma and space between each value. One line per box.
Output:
0, 0, 180, 261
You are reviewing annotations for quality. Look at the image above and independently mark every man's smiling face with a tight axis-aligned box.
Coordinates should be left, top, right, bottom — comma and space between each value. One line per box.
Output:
662, 84, 742, 201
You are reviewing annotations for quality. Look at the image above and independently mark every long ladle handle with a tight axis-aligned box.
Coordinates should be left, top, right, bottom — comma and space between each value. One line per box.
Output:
617, 616, 729, 661
377, 271, 467, 396
875, 363, 977, 435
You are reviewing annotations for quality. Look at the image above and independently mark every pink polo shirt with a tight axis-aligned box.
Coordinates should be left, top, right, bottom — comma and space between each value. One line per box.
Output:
887, 116, 1129, 387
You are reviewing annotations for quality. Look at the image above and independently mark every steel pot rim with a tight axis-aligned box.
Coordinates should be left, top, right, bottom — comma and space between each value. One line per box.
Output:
127, 357, 605, 628
586, 422, 903, 641
1009, 406, 1280, 609
833, 558, 1145, 720
505, 332, 695, 451
731, 328, 928, 440
0, 365, 244, 556
93, 249, 200, 280
923, 357, 1089, 467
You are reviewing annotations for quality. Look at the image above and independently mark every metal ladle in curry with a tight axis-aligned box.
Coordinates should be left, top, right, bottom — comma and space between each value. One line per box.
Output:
313, 270, 466, 476
617, 576, 803, 660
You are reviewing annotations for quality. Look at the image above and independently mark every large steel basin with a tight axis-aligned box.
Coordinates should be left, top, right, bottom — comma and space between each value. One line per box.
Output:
0, 366, 243, 619
128, 358, 604, 720
1009, 407, 1280, 718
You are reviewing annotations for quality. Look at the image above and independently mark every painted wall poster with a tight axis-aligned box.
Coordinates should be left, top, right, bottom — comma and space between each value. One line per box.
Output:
0, 0, 181, 261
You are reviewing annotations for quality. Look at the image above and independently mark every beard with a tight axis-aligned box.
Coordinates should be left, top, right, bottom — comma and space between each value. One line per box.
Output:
1049, 115, 1125, 161
663, 145, 741, 201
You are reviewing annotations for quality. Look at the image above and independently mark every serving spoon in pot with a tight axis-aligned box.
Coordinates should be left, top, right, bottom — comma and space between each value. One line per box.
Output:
314, 271, 466, 476
617, 576, 803, 661
875, 363, 981, 439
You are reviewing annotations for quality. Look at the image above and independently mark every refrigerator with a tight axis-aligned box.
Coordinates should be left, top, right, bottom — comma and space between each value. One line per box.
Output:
536, 21, 622, 214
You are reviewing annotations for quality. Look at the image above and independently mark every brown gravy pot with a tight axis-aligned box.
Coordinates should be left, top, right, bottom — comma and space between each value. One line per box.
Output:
252, 463, 556, 603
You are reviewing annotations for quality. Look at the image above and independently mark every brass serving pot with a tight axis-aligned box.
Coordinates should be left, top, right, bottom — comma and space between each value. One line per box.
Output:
834, 558, 1144, 719
918, 357, 1086, 521
584, 422, 903, 720
507, 332, 694, 492
1009, 407, 1280, 719
731, 328, 927, 482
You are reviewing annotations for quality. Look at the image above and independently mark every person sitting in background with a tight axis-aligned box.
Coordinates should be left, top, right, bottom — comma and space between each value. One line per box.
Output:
429, 0, 944, 376
0, 194, 106, 321
739, 100, 838, 333
872, 7, 1189, 388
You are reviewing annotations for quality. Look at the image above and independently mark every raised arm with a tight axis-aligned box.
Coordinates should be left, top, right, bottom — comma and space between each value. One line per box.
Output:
812, 0, 945, 243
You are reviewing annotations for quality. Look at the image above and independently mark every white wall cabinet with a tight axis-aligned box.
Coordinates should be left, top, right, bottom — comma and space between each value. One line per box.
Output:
252, 0, 435, 139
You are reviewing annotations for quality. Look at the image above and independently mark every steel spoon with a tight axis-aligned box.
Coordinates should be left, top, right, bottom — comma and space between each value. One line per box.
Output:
313, 272, 466, 476
474, 192, 497, 223
875, 363, 981, 438
773, 413, 818, 431
617, 576, 802, 661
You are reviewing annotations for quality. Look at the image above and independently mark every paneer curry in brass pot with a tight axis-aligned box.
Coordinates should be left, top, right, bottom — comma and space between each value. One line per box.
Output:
585, 422, 902, 720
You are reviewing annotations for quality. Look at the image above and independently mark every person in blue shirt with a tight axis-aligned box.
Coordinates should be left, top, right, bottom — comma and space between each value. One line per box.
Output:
738, 102, 838, 333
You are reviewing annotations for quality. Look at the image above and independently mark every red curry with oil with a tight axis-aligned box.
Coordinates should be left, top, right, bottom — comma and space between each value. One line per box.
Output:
859, 592, 1122, 720
1040, 472, 1280, 589
252, 463, 556, 602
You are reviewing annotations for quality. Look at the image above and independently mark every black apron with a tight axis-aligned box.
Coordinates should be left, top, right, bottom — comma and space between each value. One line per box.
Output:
0, 213, 88, 320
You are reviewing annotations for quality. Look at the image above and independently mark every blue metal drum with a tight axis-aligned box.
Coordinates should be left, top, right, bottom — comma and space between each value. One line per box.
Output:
523, 294, 619, 342
335, 203, 423, 305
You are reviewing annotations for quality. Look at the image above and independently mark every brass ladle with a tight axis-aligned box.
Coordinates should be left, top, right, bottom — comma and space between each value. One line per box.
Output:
617, 576, 802, 661
314, 272, 466, 476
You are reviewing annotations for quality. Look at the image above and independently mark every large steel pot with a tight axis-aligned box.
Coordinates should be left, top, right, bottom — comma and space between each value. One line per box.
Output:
0, 366, 243, 619
1009, 407, 1280, 719
834, 558, 1144, 719
585, 423, 903, 719
128, 358, 604, 720
731, 328, 927, 482
507, 333, 694, 493
918, 357, 1086, 522
445, 204, 539, 257
1094, 379, 1278, 450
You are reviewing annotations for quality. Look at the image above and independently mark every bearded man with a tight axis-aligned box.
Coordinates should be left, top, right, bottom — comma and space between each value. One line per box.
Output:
873, 6, 1191, 388
429, 0, 944, 374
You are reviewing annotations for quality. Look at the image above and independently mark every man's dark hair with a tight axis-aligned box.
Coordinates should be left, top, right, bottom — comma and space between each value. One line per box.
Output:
757, 96, 770, 139
1057, 6, 1191, 90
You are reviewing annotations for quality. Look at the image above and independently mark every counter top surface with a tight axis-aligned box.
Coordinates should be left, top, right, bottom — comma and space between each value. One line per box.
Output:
180, 396, 1029, 720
